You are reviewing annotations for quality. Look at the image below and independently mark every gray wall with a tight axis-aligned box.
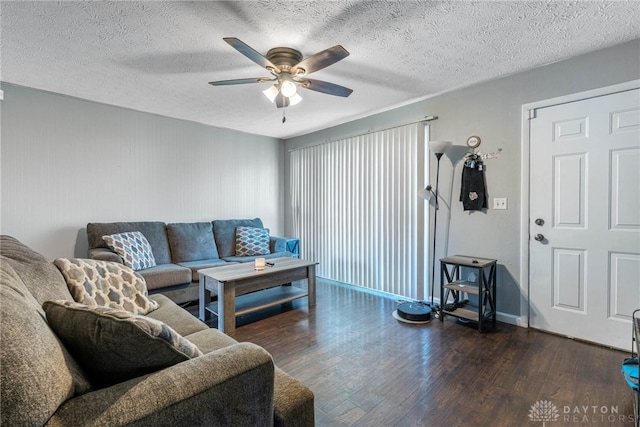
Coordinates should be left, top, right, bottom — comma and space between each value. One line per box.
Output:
2, 40, 638, 322
1, 85, 284, 259
284, 39, 640, 321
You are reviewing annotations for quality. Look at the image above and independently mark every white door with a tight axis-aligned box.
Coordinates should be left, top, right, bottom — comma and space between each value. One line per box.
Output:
529, 88, 640, 350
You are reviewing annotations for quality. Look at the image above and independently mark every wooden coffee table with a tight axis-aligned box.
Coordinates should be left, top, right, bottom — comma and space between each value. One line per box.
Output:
198, 257, 318, 334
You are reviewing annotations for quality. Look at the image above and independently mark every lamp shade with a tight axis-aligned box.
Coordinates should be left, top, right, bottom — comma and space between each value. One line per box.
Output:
288, 93, 303, 106
281, 79, 297, 97
428, 140, 453, 155
417, 186, 433, 200
262, 85, 279, 103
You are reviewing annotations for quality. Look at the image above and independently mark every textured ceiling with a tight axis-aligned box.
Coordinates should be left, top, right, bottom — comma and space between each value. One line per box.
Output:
1, 1, 639, 139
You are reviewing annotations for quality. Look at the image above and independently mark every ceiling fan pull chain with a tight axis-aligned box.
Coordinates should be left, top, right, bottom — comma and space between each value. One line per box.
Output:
282, 107, 286, 123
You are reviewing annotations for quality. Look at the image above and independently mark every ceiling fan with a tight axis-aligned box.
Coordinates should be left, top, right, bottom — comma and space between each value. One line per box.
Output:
209, 37, 353, 109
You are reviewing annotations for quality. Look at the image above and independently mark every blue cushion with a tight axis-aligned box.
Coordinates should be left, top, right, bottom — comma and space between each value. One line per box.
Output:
166, 222, 219, 262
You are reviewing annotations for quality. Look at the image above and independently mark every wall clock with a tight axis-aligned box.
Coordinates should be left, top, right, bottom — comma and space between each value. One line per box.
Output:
466, 136, 481, 149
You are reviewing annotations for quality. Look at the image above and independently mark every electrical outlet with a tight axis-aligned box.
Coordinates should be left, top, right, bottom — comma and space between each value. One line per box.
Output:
493, 197, 507, 210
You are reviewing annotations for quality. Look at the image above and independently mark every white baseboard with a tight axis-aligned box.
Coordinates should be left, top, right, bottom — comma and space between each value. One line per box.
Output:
496, 312, 527, 327
417, 297, 527, 328
321, 280, 530, 328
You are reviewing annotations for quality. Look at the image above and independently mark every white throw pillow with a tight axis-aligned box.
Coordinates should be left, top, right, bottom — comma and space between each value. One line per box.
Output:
54, 258, 159, 315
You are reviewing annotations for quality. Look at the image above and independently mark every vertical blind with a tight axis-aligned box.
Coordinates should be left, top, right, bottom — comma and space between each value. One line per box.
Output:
290, 123, 426, 299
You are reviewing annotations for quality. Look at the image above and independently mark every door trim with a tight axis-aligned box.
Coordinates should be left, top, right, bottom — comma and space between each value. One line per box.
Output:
519, 79, 640, 328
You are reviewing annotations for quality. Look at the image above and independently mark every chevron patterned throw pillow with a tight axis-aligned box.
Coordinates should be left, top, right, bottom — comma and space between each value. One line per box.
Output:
103, 231, 156, 271
235, 226, 270, 256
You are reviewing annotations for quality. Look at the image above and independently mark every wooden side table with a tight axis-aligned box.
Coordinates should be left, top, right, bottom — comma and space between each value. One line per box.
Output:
439, 255, 497, 332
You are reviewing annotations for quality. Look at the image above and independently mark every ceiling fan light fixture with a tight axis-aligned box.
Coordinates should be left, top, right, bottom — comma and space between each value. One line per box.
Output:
212, 38, 353, 112
288, 93, 303, 106
262, 84, 279, 102
280, 78, 297, 98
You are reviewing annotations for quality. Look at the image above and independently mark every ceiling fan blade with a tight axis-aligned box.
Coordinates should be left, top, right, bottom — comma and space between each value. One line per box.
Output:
298, 78, 353, 97
223, 37, 281, 74
208, 77, 274, 86
291, 45, 349, 76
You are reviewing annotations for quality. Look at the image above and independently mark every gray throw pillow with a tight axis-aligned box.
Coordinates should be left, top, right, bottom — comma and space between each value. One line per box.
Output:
43, 300, 203, 387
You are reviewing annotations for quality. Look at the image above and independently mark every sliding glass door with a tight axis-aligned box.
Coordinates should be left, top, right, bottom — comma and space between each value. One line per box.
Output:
290, 123, 428, 299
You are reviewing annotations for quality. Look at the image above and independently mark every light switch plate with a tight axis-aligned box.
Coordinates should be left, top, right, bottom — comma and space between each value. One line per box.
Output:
493, 197, 507, 210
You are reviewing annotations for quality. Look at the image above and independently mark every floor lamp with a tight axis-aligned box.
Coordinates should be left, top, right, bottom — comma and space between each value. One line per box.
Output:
425, 140, 452, 311
396, 140, 452, 322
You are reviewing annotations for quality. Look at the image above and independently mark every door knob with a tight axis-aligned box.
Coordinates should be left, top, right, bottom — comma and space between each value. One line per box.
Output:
535, 218, 545, 226
534, 234, 545, 241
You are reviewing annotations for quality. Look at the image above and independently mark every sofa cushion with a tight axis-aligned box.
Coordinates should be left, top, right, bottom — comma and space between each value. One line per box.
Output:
235, 226, 270, 256
103, 231, 157, 270
1, 259, 92, 427
87, 222, 172, 265
0, 235, 73, 305
145, 294, 209, 337
43, 300, 203, 387
137, 263, 192, 291
213, 218, 265, 258
167, 222, 219, 262
177, 258, 231, 281
54, 258, 159, 315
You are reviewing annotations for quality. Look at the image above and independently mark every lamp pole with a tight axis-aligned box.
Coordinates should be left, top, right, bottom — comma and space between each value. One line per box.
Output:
426, 141, 452, 311
429, 152, 443, 309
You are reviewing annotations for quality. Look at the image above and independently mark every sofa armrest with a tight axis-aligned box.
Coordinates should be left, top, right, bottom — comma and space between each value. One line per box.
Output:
88, 248, 124, 264
46, 342, 275, 427
270, 236, 287, 253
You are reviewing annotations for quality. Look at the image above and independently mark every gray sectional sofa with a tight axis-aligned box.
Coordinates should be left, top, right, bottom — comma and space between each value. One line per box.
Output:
87, 218, 294, 304
0, 234, 314, 426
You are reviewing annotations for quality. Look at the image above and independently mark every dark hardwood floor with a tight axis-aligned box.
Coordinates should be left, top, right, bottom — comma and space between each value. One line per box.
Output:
189, 279, 635, 426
